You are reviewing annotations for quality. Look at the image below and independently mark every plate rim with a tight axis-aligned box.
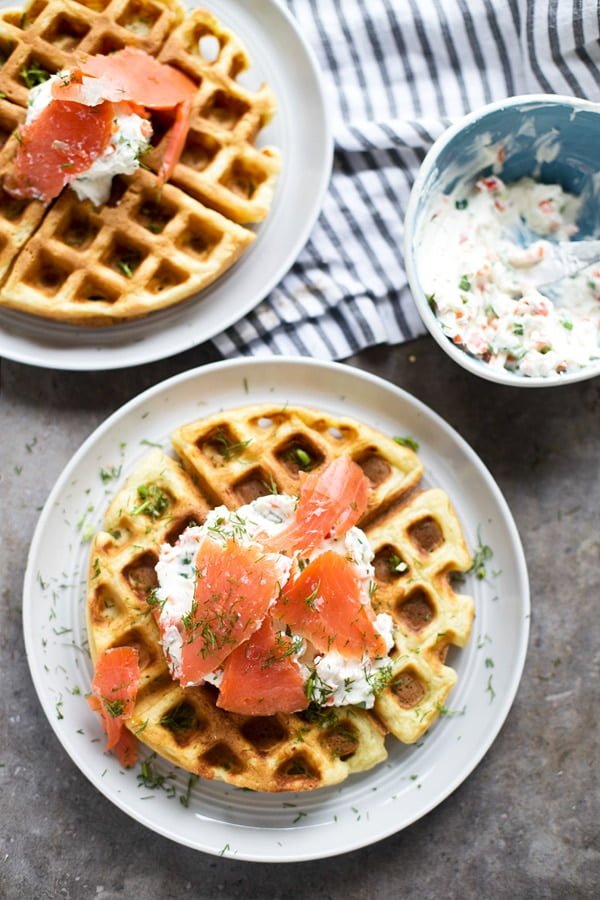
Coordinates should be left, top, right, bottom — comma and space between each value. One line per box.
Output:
22, 357, 531, 861
0, 0, 333, 371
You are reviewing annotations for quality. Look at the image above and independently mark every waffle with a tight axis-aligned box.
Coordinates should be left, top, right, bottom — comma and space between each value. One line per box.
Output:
87, 404, 474, 792
0, 0, 280, 324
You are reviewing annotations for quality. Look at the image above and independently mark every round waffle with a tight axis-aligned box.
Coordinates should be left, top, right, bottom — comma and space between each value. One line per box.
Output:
86, 403, 474, 792
0, 0, 280, 325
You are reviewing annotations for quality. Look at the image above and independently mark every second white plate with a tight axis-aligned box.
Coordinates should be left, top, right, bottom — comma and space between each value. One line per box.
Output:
0, 0, 332, 370
23, 358, 529, 861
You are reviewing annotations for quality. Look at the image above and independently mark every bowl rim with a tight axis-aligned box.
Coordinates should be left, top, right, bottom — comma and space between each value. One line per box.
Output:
404, 92, 600, 388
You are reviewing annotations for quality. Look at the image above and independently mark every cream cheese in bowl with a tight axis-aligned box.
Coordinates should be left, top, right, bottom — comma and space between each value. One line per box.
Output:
404, 94, 600, 386
416, 175, 600, 377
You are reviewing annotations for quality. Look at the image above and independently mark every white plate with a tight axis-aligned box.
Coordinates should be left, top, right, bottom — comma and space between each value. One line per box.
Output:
23, 358, 530, 861
0, 0, 332, 370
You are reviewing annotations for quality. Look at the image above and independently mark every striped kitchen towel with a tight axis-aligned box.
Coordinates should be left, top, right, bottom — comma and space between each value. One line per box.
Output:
213, 0, 600, 360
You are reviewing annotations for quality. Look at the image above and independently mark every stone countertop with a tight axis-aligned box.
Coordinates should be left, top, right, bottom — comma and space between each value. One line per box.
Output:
1, 338, 598, 899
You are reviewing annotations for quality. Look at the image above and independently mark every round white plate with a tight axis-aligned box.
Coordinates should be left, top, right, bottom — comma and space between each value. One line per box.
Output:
23, 358, 530, 861
0, 0, 332, 370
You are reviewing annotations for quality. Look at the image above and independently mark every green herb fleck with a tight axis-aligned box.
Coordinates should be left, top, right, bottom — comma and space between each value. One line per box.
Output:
160, 704, 195, 732
116, 259, 134, 278
388, 553, 408, 574
512, 323, 524, 336
103, 698, 125, 718
426, 292, 437, 312
137, 755, 176, 797
132, 482, 169, 518
20, 62, 51, 89
562, 320, 573, 331
469, 528, 493, 580
455, 198, 468, 210
393, 435, 419, 452
179, 775, 198, 808
100, 464, 122, 483
485, 673, 496, 703
458, 275, 471, 292
212, 429, 253, 460
288, 447, 312, 470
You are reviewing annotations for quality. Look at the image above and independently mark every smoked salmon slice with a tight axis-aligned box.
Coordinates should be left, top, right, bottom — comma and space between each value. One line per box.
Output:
52, 48, 197, 184
217, 617, 308, 715
52, 48, 197, 111
7, 49, 197, 202
6, 100, 114, 202
88, 645, 140, 767
178, 537, 283, 686
262, 456, 370, 556
275, 551, 386, 660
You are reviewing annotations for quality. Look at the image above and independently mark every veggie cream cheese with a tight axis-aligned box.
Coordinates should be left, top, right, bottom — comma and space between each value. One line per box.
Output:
155, 494, 395, 709
417, 176, 600, 377
27, 74, 151, 206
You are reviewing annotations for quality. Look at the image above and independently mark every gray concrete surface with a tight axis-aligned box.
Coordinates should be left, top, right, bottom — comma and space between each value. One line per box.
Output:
1, 337, 598, 899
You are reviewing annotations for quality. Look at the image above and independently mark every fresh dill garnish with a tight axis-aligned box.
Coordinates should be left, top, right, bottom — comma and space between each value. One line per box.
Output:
160, 704, 195, 732
179, 774, 198, 808
303, 582, 320, 611
20, 62, 51, 88
100, 464, 122, 483
469, 528, 493, 580
262, 633, 303, 668
262, 474, 279, 495
102, 698, 125, 718
512, 323, 524, 336
146, 589, 166, 612
393, 435, 419, 452
305, 669, 335, 705
212, 430, 252, 460
459, 274, 471, 291
455, 198, 468, 210
137, 756, 176, 797
365, 663, 393, 695
426, 292, 437, 311
132, 482, 169, 518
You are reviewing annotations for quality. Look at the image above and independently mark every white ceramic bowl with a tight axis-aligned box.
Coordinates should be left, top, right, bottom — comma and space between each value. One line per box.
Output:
404, 94, 600, 387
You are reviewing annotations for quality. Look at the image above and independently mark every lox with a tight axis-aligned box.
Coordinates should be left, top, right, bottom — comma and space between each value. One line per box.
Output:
6, 47, 196, 203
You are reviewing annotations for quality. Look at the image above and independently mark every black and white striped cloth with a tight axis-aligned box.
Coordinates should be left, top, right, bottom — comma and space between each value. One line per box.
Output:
213, 0, 600, 360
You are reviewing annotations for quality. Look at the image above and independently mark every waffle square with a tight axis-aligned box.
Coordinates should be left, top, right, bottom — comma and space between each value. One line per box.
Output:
87, 404, 474, 792
0, 0, 280, 324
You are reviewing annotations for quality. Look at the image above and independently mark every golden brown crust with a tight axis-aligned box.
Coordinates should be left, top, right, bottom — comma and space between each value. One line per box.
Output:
0, 0, 279, 324
86, 404, 474, 792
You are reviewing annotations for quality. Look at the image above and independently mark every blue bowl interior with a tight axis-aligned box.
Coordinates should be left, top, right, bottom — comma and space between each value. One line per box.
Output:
415, 100, 600, 241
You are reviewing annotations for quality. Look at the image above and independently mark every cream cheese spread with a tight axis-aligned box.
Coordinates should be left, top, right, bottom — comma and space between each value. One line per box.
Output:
154, 493, 395, 709
27, 74, 151, 206
417, 176, 600, 377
